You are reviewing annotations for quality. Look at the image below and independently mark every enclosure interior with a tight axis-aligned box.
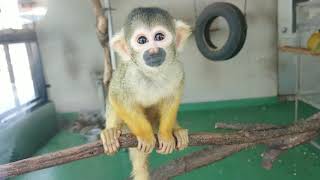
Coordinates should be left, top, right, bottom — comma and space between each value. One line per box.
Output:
0, 0, 319, 180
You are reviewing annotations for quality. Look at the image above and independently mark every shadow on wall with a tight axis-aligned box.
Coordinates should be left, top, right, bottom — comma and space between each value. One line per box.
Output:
36, 0, 105, 113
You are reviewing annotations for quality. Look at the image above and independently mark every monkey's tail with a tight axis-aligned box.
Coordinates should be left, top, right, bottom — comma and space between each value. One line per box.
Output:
129, 148, 150, 180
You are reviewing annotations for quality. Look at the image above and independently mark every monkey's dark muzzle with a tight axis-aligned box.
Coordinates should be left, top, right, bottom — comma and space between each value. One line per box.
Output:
143, 48, 166, 67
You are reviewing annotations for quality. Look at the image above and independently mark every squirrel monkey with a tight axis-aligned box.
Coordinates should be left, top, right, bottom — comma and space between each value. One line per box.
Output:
100, 7, 191, 180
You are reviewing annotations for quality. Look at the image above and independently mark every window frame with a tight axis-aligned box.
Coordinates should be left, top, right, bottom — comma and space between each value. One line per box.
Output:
0, 28, 47, 120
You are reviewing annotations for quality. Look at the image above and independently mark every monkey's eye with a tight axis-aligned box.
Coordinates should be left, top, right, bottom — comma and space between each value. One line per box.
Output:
137, 36, 148, 44
154, 33, 165, 41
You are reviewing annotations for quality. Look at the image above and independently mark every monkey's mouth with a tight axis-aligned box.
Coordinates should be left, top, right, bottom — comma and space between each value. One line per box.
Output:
144, 56, 165, 67
143, 48, 166, 67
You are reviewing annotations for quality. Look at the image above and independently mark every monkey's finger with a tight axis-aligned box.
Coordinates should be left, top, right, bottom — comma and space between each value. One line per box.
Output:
148, 142, 154, 153
183, 131, 189, 147
178, 130, 188, 149
147, 145, 153, 154
166, 144, 173, 154
100, 133, 109, 154
107, 130, 119, 153
137, 138, 143, 151
102, 132, 113, 154
158, 143, 168, 154
111, 140, 118, 153
165, 144, 172, 154
117, 129, 121, 137
142, 143, 148, 153
175, 133, 182, 150
112, 130, 120, 148
169, 144, 174, 154
158, 141, 163, 150
159, 142, 166, 153
147, 139, 155, 154
156, 145, 164, 154
170, 142, 175, 153
179, 135, 186, 150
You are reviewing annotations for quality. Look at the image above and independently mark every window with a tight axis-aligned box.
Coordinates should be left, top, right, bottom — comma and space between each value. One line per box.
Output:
0, 41, 47, 120
0, 0, 47, 120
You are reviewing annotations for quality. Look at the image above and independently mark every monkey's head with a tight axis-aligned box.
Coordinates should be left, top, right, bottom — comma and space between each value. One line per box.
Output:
111, 7, 191, 71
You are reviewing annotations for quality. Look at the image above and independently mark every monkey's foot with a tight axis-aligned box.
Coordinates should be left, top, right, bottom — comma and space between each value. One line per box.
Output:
173, 128, 189, 150
137, 136, 156, 154
100, 128, 121, 155
156, 134, 175, 154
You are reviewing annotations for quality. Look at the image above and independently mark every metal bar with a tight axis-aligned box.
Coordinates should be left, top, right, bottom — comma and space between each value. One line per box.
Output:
25, 42, 40, 98
34, 41, 48, 101
299, 91, 320, 96
300, 96, 320, 110
105, 0, 116, 70
3, 44, 20, 107
310, 141, 320, 150
294, 55, 301, 121
0, 29, 37, 44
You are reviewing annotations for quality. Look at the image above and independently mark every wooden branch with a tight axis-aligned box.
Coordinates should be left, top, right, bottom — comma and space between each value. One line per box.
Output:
279, 46, 320, 56
89, 0, 112, 88
261, 149, 284, 170
151, 131, 318, 179
0, 113, 320, 178
261, 130, 319, 170
151, 144, 251, 180
215, 122, 281, 131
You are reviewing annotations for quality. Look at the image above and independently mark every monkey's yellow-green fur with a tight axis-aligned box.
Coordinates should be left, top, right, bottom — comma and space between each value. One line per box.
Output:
100, 7, 191, 180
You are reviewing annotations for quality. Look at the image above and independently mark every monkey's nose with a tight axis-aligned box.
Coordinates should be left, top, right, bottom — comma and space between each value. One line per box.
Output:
148, 47, 159, 55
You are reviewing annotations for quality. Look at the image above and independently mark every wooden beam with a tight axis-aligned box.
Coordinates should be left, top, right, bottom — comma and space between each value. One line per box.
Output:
279, 46, 320, 56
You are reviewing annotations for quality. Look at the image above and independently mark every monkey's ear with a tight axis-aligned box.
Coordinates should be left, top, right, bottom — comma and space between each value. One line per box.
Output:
110, 29, 130, 60
175, 20, 192, 51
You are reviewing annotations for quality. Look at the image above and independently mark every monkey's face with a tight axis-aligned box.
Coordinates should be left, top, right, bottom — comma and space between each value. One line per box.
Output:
110, 8, 191, 72
129, 25, 174, 69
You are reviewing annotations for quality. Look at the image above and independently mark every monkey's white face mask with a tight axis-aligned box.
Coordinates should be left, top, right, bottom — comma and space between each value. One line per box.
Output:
111, 20, 191, 71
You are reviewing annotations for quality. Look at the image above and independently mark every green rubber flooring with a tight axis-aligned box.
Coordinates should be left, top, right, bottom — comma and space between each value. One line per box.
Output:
11, 101, 320, 180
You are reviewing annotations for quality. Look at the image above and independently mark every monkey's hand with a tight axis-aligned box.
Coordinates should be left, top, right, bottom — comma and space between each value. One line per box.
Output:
156, 133, 176, 154
100, 128, 121, 155
136, 135, 156, 154
173, 128, 189, 151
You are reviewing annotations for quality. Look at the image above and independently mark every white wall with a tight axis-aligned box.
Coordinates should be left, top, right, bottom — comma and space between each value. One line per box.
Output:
37, 0, 278, 112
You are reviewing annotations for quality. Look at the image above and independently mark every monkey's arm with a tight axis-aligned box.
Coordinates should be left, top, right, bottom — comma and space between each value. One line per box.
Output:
109, 95, 155, 153
158, 95, 180, 140
157, 93, 188, 154
100, 102, 124, 155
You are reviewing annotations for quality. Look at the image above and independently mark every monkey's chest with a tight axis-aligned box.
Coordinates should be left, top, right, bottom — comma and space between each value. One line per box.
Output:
133, 75, 181, 107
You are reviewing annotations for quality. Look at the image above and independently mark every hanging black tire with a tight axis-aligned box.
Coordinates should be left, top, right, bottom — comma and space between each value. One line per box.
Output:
195, 2, 247, 61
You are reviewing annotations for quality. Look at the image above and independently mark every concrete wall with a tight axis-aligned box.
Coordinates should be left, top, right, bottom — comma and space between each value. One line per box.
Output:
36, 0, 104, 112
37, 0, 278, 112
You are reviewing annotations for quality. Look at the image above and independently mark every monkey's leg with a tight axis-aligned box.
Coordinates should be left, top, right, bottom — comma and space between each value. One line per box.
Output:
100, 106, 122, 155
157, 96, 181, 154
110, 96, 156, 153
129, 148, 150, 180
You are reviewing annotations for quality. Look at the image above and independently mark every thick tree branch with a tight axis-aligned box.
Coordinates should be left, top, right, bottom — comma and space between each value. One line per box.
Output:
151, 131, 318, 179
90, 0, 112, 87
215, 122, 282, 131
0, 113, 319, 178
150, 144, 252, 180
